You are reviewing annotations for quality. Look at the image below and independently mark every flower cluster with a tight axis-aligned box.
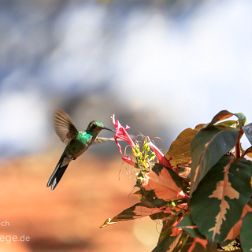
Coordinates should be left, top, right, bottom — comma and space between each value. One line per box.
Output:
111, 114, 173, 173
101, 115, 197, 250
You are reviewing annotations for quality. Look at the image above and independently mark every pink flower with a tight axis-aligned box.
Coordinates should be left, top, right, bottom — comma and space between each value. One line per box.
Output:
122, 156, 136, 167
111, 114, 135, 154
147, 139, 172, 169
111, 114, 136, 166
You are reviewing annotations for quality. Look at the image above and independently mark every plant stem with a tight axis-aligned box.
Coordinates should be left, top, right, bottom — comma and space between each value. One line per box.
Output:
235, 129, 243, 159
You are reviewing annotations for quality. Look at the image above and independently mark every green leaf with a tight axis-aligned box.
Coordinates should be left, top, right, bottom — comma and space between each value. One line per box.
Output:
216, 120, 238, 128
100, 202, 162, 228
153, 220, 213, 252
234, 112, 246, 127
190, 126, 239, 194
165, 128, 198, 167
240, 212, 252, 252
190, 156, 252, 243
137, 189, 168, 208
243, 123, 252, 145
181, 239, 218, 252
152, 224, 188, 252
152, 217, 178, 252
149, 211, 171, 220
178, 215, 205, 239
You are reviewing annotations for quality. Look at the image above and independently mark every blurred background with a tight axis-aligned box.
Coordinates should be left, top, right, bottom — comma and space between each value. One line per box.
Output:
0, 0, 252, 251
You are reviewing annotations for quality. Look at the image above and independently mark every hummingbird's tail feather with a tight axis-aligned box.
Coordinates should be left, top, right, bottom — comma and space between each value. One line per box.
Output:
47, 153, 71, 190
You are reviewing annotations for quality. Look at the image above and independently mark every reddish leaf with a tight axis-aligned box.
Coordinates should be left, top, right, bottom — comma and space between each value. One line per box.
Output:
165, 128, 198, 167
167, 232, 183, 252
207, 110, 234, 127
242, 146, 252, 158
188, 238, 208, 252
143, 166, 186, 201
225, 203, 252, 241
208, 110, 246, 128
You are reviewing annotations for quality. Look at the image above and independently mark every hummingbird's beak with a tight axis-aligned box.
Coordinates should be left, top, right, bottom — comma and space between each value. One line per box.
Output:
102, 126, 115, 133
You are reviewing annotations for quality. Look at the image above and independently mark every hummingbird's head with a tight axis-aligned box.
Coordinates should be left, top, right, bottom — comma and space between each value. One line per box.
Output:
86, 120, 113, 133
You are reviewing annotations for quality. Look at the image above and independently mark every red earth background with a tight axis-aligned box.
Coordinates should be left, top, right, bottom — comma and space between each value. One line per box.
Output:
0, 152, 160, 252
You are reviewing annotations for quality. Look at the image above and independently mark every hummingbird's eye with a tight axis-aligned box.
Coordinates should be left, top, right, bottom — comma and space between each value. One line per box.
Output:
87, 120, 103, 132
87, 121, 97, 131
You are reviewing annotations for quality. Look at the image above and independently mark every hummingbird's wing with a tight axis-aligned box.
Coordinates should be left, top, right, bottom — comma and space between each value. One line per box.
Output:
54, 109, 78, 144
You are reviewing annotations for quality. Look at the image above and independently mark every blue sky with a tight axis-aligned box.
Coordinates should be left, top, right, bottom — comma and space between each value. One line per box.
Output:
1, 0, 252, 155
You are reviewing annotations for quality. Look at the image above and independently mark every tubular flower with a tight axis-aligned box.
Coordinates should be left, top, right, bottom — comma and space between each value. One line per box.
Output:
122, 156, 136, 167
111, 114, 136, 166
111, 114, 135, 154
111, 115, 173, 172
147, 138, 172, 169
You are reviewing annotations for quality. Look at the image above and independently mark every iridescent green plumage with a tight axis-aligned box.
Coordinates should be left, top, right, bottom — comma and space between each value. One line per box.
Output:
47, 110, 113, 190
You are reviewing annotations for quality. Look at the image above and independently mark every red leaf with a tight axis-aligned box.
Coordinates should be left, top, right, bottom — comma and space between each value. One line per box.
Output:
143, 168, 183, 201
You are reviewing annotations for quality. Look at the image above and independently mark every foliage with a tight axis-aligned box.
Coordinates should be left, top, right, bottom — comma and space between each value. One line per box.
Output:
101, 111, 252, 251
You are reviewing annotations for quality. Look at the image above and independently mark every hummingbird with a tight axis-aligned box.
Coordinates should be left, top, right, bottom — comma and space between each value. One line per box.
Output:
47, 109, 114, 190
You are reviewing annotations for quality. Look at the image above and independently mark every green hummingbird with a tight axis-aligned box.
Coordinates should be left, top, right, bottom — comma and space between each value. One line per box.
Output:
47, 109, 113, 190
